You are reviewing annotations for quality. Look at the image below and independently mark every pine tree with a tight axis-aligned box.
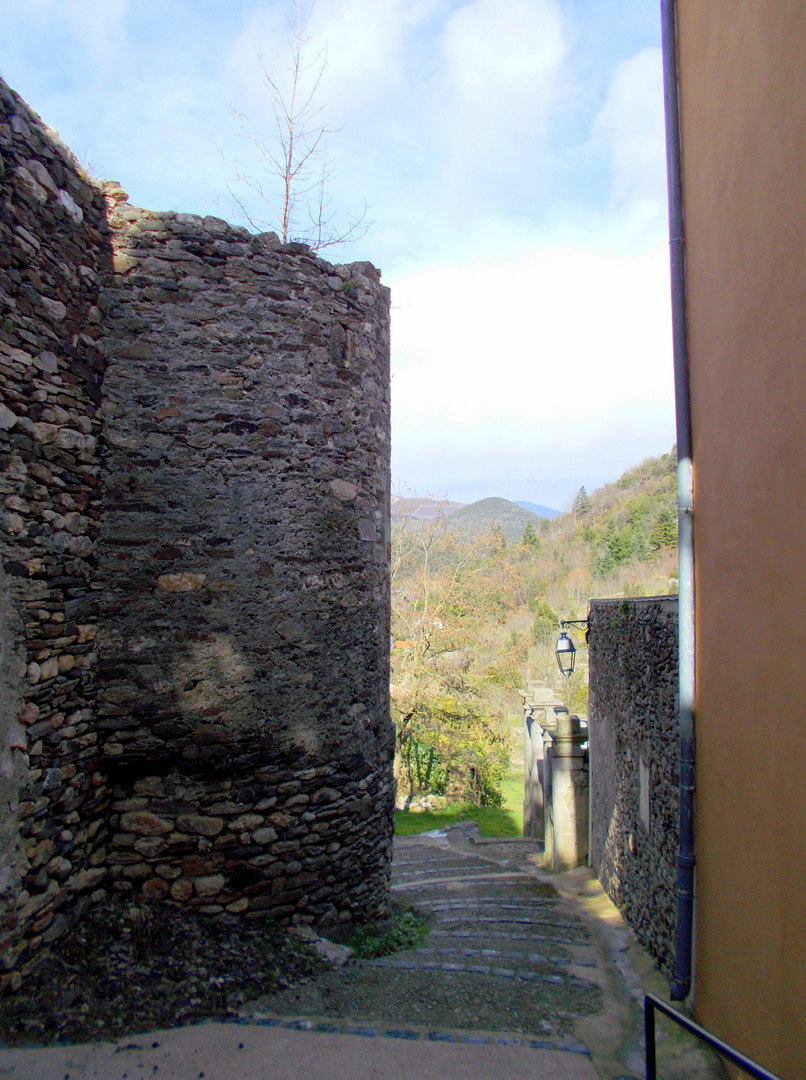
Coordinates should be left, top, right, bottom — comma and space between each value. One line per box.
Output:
572, 486, 591, 520
604, 520, 633, 565
650, 507, 677, 550
521, 522, 539, 548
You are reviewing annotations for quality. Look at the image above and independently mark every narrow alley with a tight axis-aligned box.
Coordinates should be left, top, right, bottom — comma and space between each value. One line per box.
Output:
0, 823, 724, 1080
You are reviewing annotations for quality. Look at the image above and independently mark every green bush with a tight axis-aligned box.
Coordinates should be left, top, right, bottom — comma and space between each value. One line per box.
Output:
398, 696, 509, 807
344, 906, 430, 958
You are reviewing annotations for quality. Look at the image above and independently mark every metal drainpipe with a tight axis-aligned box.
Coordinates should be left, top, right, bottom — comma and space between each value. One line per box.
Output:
660, 0, 696, 1003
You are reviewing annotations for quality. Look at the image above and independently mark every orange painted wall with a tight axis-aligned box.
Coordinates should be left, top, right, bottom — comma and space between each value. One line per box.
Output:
676, 2, 806, 1076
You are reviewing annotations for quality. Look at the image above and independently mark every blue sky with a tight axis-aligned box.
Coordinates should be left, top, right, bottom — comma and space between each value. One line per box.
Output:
0, 0, 674, 510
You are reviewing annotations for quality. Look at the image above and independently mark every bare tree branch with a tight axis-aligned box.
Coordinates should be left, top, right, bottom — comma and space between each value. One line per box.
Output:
214, 1, 371, 251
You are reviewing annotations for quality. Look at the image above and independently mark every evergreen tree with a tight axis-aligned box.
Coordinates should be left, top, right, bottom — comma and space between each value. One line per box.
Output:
592, 547, 615, 579
650, 507, 677, 550
532, 600, 559, 645
604, 520, 633, 565
572, 486, 591, 519
521, 522, 539, 548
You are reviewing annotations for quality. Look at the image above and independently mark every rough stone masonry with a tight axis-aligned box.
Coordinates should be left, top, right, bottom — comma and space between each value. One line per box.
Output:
587, 596, 679, 978
0, 78, 394, 991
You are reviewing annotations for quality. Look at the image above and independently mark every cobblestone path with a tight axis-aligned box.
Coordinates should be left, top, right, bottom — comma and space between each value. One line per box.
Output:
243, 832, 602, 1059
0, 829, 725, 1079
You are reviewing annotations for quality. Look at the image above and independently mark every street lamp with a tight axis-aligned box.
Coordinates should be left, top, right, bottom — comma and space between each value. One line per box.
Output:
555, 619, 589, 678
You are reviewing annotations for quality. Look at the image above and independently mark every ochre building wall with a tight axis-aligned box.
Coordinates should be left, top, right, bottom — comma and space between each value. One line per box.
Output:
676, 3, 806, 1075
0, 78, 393, 991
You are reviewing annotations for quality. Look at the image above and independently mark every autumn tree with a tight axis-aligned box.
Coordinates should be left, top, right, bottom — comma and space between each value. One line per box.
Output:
390, 511, 514, 806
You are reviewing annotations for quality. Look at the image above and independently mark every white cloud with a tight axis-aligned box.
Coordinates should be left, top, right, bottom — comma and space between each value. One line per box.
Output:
2, 0, 129, 72
442, 0, 565, 113
312, 0, 431, 107
391, 242, 672, 422
218, 7, 292, 110
593, 45, 667, 209
389, 240, 675, 502
438, 0, 567, 208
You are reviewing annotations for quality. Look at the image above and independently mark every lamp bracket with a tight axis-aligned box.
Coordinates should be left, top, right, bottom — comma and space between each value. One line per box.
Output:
560, 618, 590, 644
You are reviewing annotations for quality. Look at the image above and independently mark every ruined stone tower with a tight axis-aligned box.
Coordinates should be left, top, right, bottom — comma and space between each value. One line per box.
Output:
0, 77, 393, 990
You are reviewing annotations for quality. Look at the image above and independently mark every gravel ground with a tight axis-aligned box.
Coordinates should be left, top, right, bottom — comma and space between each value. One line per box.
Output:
245, 838, 602, 1047
0, 896, 326, 1048
248, 961, 597, 1044
0, 838, 600, 1052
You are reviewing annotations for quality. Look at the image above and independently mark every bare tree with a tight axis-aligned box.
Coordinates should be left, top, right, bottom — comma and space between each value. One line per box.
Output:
219, 1, 369, 251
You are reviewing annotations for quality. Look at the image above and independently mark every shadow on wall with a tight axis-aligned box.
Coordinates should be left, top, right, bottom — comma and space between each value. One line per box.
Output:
95, 619, 394, 923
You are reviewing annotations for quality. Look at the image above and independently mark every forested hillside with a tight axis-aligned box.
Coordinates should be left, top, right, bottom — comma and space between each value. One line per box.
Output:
536, 446, 679, 605
443, 496, 543, 544
390, 448, 679, 807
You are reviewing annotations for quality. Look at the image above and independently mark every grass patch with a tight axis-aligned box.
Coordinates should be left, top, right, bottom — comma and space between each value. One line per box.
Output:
499, 771, 524, 825
343, 905, 430, 959
394, 802, 519, 838
394, 772, 524, 839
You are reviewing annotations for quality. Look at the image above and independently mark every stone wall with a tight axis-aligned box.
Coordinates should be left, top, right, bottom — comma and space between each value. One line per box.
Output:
96, 194, 393, 923
0, 81, 112, 989
0, 77, 393, 989
588, 596, 679, 977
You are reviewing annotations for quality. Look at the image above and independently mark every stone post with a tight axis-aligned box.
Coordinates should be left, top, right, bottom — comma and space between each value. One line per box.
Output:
540, 707, 558, 867
520, 684, 569, 847
528, 714, 545, 839
520, 690, 546, 841
522, 698, 533, 836
549, 708, 589, 872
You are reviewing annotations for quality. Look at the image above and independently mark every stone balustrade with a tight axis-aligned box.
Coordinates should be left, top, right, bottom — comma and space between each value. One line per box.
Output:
520, 682, 589, 872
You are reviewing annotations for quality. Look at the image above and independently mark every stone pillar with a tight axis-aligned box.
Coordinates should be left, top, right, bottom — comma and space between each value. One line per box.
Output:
549, 708, 589, 872
528, 715, 544, 839
522, 696, 533, 836
540, 707, 558, 866
520, 684, 566, 845
522, 710, 545, 840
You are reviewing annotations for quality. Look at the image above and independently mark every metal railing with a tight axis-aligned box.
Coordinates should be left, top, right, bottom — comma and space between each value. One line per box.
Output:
645, 994, 783, 1080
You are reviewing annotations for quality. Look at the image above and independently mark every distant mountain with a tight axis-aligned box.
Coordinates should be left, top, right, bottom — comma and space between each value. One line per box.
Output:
445, 497, 542, 544
514, 500, 561, 519
391, 496, 465, 523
